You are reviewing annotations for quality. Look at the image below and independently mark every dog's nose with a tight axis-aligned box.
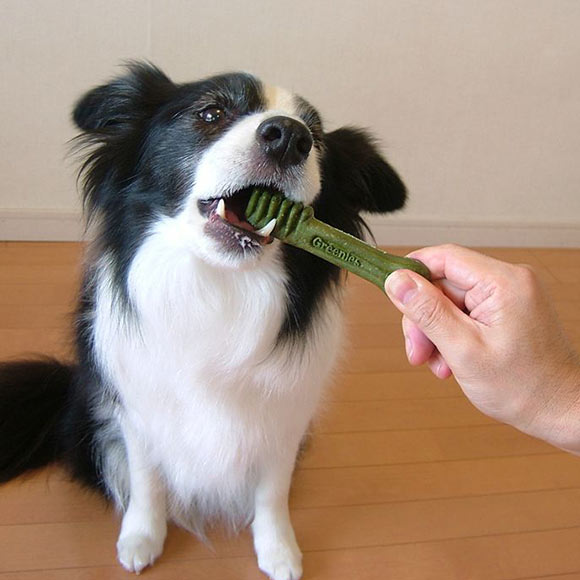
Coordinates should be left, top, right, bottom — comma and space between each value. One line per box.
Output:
257, 116, 313, 167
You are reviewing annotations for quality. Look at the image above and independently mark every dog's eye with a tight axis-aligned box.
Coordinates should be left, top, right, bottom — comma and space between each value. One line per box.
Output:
198, 107, 226, 124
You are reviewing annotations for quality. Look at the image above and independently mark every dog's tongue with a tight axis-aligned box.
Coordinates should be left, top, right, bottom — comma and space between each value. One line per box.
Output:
219, 193, 274, 243
225, 209, 255, 233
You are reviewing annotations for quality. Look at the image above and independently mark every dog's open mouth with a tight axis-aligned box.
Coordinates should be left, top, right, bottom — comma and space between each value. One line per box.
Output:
198, 187, 277, 253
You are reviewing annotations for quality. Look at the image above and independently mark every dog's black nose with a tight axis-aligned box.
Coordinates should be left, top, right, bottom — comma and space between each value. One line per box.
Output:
257, 116, 313, 167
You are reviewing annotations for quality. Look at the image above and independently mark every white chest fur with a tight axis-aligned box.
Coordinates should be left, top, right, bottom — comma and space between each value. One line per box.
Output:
91, 218, 343, 526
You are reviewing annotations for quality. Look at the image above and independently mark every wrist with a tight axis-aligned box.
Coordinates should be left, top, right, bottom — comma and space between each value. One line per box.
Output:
521, 359, 580, 453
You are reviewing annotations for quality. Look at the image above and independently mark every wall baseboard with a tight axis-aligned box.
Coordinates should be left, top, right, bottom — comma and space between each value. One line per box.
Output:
0, 209, 86, 241
1, 209, 579, 247
367, 217, 580, 248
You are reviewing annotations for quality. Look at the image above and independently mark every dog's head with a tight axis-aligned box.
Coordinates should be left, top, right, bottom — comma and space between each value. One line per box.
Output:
74, 63, 406, 269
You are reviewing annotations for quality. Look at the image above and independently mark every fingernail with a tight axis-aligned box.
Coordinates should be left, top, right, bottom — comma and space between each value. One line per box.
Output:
385, 271, 418, 305
405, 336, 414, 362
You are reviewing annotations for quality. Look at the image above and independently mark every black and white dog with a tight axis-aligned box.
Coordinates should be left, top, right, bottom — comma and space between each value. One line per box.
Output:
0, 63, 406, 580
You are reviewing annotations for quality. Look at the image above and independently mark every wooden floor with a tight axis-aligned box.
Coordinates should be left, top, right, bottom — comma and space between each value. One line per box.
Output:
0, 242, 579, 580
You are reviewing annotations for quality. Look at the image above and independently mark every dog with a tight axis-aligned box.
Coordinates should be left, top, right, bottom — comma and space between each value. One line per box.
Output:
0, 62, 406, 580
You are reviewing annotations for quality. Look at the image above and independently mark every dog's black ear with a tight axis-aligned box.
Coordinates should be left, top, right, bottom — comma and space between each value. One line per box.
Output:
322, 127, 406, 213
72, 62, 175, 132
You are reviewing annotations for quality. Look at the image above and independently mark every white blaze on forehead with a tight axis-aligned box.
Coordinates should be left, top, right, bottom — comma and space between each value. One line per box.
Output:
191, 111, 276, 200
263, 85, 298, 116
188, 82, 320, 208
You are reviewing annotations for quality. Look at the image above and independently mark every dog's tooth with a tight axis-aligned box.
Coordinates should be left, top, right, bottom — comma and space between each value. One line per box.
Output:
216, 198, 226, 220
256, 218, 276, 237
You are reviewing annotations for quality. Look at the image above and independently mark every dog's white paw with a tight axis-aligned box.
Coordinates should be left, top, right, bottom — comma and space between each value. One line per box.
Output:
117, 533, 164, 574
256, 540, 303, 580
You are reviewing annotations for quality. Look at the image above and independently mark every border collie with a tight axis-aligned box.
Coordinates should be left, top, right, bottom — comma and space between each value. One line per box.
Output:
0, 63, 406, 580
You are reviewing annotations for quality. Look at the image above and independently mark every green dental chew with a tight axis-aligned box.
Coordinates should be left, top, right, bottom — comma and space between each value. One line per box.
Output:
246, 190, 431, 290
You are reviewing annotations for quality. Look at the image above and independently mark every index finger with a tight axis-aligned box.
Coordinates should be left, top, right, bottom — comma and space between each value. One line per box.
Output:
407, 244, 510, 291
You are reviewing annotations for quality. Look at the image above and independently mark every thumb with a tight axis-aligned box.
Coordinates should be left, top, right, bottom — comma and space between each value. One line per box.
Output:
384, 270, 473, 348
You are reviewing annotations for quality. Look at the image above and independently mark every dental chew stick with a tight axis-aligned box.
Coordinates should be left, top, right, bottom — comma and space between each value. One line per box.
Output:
245, 190, 431, 290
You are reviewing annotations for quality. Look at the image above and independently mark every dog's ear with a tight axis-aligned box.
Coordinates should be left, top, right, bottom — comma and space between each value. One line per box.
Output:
72, 62, 175, 132
322, 127, 406, 214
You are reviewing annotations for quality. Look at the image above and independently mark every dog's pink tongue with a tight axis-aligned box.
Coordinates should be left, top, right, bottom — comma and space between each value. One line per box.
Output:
224, 209, 273, 244
225, 209, 255, 233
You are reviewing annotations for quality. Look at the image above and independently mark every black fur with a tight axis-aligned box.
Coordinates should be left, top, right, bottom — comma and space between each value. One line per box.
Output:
0, 354, 107, 491
0, 359, 72, 482
74, 63, 268, 305
0, 62, 406, 487
322, 127, 406, 214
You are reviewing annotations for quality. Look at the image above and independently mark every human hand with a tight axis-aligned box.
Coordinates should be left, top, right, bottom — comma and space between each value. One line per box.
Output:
384, 244, 580, 453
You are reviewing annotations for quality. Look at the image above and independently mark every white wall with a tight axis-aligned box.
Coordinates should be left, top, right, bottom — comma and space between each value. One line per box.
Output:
1, 0, 579, 246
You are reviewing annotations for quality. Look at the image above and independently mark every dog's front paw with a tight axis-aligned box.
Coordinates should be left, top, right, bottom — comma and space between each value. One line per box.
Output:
117, 533, 165, 574
256, 539, 303, 580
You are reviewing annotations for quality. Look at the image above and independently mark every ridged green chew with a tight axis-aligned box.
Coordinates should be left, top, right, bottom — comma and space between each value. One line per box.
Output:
245, 190, 431, 290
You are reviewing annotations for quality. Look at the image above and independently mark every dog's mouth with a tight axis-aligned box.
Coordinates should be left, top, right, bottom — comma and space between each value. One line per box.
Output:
198, 187, 278, 254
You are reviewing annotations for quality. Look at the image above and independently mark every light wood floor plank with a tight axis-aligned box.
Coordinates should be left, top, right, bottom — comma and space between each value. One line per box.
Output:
291, 454, 580, 508
318, 397, 495, 432
332, 370, 462, 400
301, 424, 554, 469
0, 329, 73, 360
2, 528, 580, 580
0, 242, 82, 266
3, 489, 580, 574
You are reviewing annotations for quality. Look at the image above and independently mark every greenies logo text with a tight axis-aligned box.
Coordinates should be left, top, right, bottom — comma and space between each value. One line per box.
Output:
311, 237, 362, 267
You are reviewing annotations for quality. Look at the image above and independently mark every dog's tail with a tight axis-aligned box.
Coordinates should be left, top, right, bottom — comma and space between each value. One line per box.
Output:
0, 358, 76, 483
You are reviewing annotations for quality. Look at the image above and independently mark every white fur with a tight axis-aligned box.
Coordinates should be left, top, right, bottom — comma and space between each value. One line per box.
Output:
264, 86, 298, 115
116, 421, 167, 574
93, 224, 343, 574
89, 87, 344, 579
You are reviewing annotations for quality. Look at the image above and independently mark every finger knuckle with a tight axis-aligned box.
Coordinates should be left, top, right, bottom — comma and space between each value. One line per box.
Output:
515, 262, 537, 280
413, 294, 446, 331
513, 263, 541, 296
439, 242, 460, 253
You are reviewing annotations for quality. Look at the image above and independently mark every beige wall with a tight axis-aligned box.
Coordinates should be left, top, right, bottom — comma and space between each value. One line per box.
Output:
1, 0, 579, 245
